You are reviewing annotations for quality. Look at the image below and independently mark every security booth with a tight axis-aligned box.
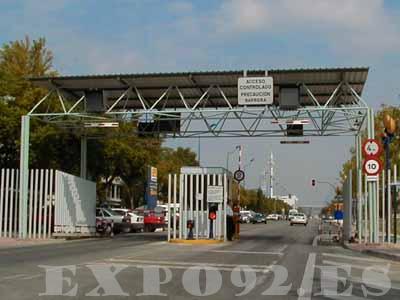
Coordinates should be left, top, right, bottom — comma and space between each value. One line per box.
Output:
167, 167, 232, 242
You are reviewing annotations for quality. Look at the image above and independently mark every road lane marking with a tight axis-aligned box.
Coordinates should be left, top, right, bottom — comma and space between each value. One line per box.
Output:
0, 274, 27, 282
275, 244, 288, 252
126, 264, 271, 273
209, 250, 284, 256
319, 269, 400, 291
298, 253, 316, 300
312, 235, 319, 247
20, 274, 42, 280
322, 253, 389, 263
107, 258, 273, 270
322, 260, 392, 272
98, 259, 274, 273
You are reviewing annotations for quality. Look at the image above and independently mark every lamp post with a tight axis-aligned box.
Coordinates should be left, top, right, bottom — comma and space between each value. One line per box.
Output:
382, 113, 396, 242
243, 158, 255, 188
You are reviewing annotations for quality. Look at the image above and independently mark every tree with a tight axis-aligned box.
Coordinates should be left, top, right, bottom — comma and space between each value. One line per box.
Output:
156, 147, 199, 200
0, 36, 57, 169
338, 105, 400, 201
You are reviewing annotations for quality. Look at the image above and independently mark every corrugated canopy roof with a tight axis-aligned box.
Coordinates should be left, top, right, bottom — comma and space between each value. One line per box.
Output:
29, 67, 369, 108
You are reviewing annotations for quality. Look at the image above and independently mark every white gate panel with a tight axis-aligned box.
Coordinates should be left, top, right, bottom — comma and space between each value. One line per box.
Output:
54, 171, 96, 236
0, 169, 20, 238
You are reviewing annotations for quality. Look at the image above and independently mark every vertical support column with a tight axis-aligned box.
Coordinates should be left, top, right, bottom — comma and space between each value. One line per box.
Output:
0, 169, 4, 237
80, 135, 87, 179
223, 173, 227, 242
195, 174, 199, 239
200, 173, 208, 238
206, 174, 210, 238
183, 174, 187, 239
343, 169, 352, 241
167, 174, 171, 242
382, 170, 386, 243
393, 165, 397, 243
356, 135, 362, 242
179, 174, 183, 240
8, 169, 15, 238
19, 115, 30, 239
366, 108, 378, 243
173, 174, 177, 240
364, 174, 368, 243
388, 169, 392, 243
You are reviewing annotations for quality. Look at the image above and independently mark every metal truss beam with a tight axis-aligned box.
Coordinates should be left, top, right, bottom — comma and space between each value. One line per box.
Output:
27, 81, 369, 138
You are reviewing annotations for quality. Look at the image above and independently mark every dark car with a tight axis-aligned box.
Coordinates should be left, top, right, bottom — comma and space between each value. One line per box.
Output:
252, 213, 267, 224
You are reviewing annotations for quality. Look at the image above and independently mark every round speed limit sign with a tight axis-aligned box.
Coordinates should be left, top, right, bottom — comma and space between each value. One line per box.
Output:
363, 158, 382, 176
362, 139, 382, 157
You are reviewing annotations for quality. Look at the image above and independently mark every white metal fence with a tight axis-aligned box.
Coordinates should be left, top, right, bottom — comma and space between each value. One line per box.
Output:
0, 168, 55, 239
54, 171, 96, 236
167, 171, 229, 242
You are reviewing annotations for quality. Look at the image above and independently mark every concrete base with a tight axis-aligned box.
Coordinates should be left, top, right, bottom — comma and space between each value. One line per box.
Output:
169, 239, 224, 245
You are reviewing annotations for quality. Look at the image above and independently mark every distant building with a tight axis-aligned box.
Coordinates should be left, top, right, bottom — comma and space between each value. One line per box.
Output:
101, 177, 124, 207
276, 194, 298, 209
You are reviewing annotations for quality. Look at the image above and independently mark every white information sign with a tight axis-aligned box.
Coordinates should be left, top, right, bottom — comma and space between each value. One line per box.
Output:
238, 77, 273, 105
207, 186, 223, 203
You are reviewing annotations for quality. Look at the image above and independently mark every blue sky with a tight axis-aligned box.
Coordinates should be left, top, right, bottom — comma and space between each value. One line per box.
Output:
1, 0, 399, 206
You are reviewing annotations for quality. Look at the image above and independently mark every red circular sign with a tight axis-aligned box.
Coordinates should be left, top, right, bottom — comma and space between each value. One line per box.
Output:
362, 139, 382, 157
363, 158, 382, 176
209, 212, 216, 220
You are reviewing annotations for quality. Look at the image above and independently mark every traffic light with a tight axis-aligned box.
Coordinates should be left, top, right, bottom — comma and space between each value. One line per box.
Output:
209, 205, 218, 220
311, 179, 316, 187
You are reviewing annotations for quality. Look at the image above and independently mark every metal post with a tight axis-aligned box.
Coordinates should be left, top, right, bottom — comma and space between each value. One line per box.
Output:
183, 174, 187, 239
80, 135, 87, 179
376, 175, 380, 242
195, 174, 199, 239
364, 174, 368, 243
167, 174, 171, 242
200, 173, 207, 237
224, 173, 227, 242
343, 170, 352, 241
206, 174, 210, 238
382, 170, 386, 243
179, 174, 183, 239
356, 135, 362, 242
388, 169, 392, 243
394, 165, 398, 243
19, 115, 30, 239
173, 174, 177, 240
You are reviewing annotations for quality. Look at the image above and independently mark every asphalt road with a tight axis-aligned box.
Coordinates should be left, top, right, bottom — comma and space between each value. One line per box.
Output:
1, 220, 400, 299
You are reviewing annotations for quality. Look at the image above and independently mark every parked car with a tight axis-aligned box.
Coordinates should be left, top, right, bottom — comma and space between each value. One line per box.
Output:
240, 210, 255, 223
252, 213, 267, 224
96, 216, 114, 237
266, 214, 279, 221
96, 207, 131, 234
290, 213, 308, 226
111, 208, 144, 233
133, 209, 166, 232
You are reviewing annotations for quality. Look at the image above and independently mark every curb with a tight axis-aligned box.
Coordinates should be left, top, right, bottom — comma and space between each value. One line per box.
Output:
169, 239, 224, 245
343, 242, 400, 262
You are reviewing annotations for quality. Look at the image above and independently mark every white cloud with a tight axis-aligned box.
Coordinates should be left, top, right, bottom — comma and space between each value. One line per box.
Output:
214, 0, 400, 54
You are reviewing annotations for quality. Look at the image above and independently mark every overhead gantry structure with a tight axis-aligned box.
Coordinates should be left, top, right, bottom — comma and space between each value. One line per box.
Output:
27, 67, 370, 137
17, 67, 379, 243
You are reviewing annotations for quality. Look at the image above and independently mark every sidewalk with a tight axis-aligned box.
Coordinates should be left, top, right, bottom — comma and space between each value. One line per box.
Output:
344, 242, 400, 261
0, 237, 66, 249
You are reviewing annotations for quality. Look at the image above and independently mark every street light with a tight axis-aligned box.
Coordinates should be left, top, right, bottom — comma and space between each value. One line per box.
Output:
382, 112, 396, 242
226, 145, 240, 172
243, 158, 255, 188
